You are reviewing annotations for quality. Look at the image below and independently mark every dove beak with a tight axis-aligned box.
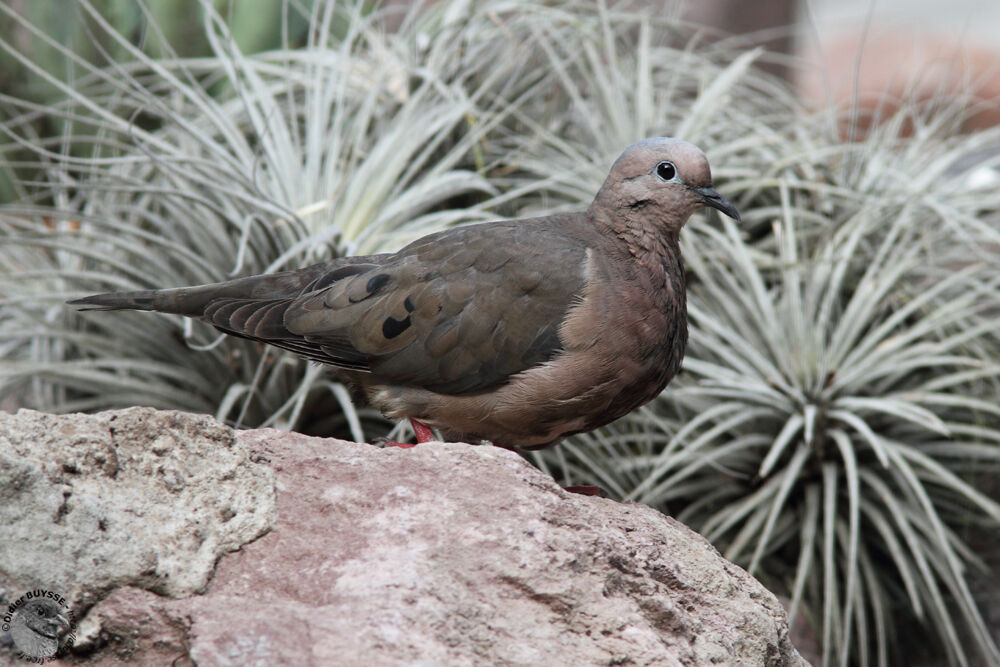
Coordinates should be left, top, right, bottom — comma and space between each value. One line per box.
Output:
692, 186, 741, 222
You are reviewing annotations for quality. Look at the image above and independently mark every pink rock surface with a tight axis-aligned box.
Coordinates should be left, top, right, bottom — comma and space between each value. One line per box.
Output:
1, 409, 805, 666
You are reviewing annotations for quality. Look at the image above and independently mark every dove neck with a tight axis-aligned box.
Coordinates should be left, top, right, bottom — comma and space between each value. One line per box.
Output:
588, 204, 682, 267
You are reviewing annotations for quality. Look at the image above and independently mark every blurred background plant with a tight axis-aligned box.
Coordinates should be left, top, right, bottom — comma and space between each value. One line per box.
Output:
2, 1, 1000, 665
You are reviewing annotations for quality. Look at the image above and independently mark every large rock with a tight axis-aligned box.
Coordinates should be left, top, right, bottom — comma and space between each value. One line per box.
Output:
0, 408, 806, 666
0, 408, 275, 605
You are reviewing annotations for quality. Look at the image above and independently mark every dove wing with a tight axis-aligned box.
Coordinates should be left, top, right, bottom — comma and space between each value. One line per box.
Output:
202, 217, 589, 395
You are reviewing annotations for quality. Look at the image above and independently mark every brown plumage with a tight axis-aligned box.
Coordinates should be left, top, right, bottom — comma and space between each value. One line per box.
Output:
69, 137, 739, 449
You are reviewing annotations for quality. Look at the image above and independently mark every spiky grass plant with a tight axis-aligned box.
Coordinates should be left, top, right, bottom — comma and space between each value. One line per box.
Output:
0, 0, 519, 431
3, 1, 1000, 665
661, 215, 1000, 667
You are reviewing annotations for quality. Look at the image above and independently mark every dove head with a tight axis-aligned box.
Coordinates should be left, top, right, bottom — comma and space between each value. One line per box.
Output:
592, 137, 740, 231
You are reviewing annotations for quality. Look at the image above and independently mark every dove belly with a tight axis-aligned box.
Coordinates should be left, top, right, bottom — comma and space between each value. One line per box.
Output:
359, 375, 594, 448
357, 279, 686, 448
359, 338, 677, 448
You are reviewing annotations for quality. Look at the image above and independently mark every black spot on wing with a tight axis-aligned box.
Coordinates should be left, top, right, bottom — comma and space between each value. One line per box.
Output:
382, 315, 412, 339
340, 272, 393, 304
364, 273, 391, 294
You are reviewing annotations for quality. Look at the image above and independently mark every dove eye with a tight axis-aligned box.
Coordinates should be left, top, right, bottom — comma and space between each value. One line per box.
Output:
655, 161, 677, 181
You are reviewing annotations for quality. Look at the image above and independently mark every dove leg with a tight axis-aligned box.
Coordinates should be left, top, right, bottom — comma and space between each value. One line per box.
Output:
381, 418, 435, 448
410, 419, 435, 443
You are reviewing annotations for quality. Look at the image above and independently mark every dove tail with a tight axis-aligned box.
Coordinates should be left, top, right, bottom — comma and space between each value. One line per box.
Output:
67, 285, 225, 317
66, 259, 357, 317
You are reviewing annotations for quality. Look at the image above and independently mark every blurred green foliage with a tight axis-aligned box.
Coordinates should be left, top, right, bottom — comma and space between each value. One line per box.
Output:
0, 0, 323, 201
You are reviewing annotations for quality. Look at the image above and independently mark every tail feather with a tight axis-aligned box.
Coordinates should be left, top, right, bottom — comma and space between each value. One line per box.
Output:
68, 285, 230, 317
66, 259, 348, 317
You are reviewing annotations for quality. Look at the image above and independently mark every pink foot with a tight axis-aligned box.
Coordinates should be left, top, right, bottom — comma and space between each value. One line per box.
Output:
385, 441, 417, 449
381, 419, 435, 448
